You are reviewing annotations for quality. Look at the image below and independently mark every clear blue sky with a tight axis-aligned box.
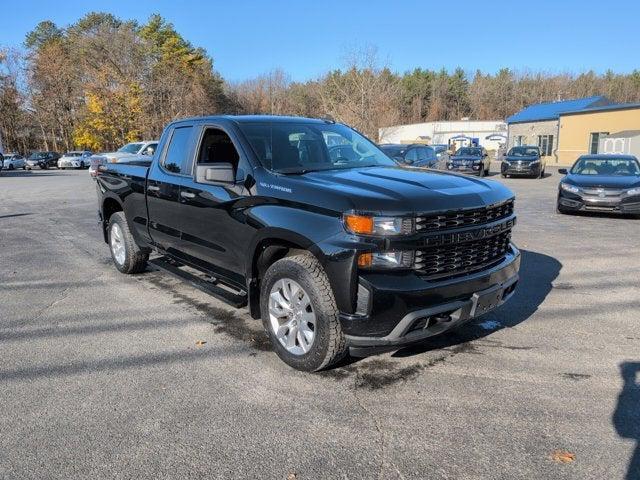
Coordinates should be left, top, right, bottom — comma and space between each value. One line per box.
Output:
2, 0, 638, 82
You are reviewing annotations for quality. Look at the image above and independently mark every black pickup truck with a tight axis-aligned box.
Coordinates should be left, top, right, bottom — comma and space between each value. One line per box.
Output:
95, 115, 520, 371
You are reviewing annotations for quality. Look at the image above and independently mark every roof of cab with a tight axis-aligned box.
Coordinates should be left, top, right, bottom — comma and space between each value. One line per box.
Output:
171, 114, 334, 126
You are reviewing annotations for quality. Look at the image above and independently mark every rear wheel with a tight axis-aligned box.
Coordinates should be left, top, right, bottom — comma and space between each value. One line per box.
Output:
108, 212, 149, 274
261, 252, 347, 371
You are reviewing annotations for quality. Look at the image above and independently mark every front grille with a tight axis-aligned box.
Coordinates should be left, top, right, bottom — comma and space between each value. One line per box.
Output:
581, 188, 624, 198
416, 200, 514, 232
414, 231, 511, 279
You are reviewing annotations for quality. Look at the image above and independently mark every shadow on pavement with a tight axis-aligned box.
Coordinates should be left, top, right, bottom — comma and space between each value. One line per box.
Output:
613, 361, 640, 480
0, 213, 33, 220
1, 171, 69, 177
392, 249, 561, 357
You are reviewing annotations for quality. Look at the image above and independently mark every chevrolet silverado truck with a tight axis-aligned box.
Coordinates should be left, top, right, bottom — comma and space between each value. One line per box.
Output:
95, 115, 520, 371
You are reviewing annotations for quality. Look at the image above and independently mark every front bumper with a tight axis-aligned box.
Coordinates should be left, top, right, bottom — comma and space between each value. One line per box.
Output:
447, 163, 482, 174
558, 191, 640, 214
340, 245, 520, 349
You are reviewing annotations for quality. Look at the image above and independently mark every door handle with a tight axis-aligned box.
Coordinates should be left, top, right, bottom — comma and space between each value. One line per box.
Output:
147, 185, 160, 192
180, 191, 196, 199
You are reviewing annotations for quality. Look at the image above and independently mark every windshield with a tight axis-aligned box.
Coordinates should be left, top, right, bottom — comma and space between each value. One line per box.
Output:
571, 158, 640, 176
118, 143, 143, 154
28, 152, 47, 160
508, 147, 539, 157
238, 122, 397, 173
64, 152, 82, 157
456, 147, 482, 156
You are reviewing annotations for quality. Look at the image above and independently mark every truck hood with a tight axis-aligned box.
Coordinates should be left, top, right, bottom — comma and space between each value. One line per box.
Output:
505, 155, 539, 162
564, 174, 640, 189
259, 166, 514, 215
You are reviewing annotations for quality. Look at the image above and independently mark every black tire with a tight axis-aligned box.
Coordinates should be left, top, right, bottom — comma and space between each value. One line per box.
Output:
80, 161, 85, 169
260, 252, 347, 372
107, 211, 149, 274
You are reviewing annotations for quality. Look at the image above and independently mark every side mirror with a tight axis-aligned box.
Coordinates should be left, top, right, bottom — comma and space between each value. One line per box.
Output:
143, 147, 155, 156
196, 163, 235, 184
558, 168, 568, 174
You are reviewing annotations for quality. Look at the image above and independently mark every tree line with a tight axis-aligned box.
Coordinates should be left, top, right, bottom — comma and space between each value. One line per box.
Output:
2, 13, 640, 153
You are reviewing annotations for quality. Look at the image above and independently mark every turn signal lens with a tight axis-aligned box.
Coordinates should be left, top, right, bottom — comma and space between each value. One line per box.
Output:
343, 214, 414, 236
358, 253, 373, 267
344, 214, 374, 235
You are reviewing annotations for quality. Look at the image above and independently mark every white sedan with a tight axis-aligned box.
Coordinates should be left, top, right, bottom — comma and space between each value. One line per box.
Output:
58, 151, 93, 169
2, 154, 27, 170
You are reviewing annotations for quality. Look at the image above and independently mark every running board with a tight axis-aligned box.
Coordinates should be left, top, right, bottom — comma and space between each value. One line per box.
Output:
149, 256, 247, 308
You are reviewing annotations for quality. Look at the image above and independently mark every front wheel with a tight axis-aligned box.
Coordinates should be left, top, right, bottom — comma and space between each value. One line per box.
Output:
108, 212, 149, 274
80, 161, 85, 169
478, 167, 485, 177
261, 252, 347, 371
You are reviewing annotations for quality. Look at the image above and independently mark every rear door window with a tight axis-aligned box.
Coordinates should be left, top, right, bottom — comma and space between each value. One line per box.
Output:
161, 126, 193, 175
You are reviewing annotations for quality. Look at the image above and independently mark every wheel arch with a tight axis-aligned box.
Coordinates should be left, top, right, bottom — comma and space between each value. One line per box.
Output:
246, 229, 321, 319
101, 196, 124, 243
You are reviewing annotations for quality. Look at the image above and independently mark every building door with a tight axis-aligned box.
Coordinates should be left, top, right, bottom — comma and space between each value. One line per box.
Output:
589, 132, 609, 154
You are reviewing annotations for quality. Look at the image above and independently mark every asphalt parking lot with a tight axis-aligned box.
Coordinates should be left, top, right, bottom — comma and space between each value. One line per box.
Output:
1, 166, 638, 480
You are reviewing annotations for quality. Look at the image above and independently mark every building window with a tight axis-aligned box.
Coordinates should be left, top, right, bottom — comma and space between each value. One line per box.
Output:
514, 135, 525, 146
589, 132, 609, 154
537, 135, 554, 156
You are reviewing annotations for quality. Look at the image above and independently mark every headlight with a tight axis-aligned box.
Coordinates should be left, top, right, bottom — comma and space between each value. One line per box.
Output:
561, 183, 580, 194
473, 159, 482, 164
626, 187, 640, 196
358, 251, 414, 269
343, 214, 414, 236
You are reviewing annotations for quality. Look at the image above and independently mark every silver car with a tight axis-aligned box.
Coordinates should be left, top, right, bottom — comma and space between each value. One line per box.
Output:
88, 141, 158, 178
58, 151, 93, 169
2, 154, 27, 170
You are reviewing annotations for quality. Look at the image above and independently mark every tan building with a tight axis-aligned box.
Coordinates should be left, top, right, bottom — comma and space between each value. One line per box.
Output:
557, 104, 640, 165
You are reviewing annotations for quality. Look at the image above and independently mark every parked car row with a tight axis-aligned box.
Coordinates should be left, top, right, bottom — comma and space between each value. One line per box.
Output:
376, 141, 640, 218
1, 141, 159, 175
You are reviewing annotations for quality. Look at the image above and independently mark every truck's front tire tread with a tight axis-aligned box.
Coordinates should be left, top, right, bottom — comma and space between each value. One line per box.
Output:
108, 212, 149, 274
261, 252, 347, 372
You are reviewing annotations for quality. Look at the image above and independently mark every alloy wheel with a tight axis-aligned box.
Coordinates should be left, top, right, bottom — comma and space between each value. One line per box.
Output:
268, 278, 316, 355
110, 223, 126, 266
